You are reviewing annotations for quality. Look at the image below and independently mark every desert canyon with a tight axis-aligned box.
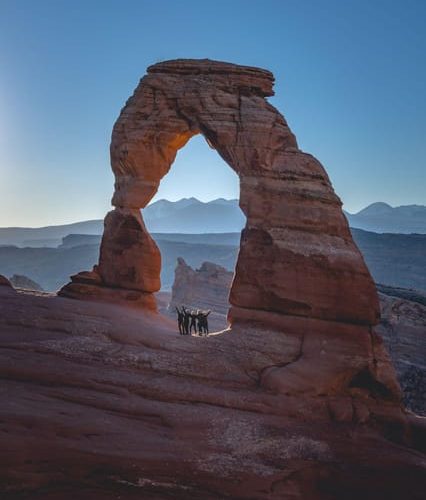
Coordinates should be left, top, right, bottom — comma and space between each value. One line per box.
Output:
0, 59, 425, 499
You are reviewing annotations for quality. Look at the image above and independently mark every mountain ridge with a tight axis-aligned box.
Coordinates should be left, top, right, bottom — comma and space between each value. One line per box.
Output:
345, 202, 426, 233
1, 199, 425, 247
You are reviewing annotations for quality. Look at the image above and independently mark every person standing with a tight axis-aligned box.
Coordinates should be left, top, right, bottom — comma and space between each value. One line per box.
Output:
189, 311, 198, 334
175, 306, 184, 335
197, 310, 211, 335
182, 307, 190, 335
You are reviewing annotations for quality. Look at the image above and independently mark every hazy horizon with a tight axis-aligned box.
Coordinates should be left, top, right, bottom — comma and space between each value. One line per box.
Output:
0, 196, 425, 230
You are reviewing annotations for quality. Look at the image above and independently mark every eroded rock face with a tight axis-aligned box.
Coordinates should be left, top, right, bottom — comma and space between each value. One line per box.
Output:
376, 288, 426, 415
61, 58, 379, 327
98, 209, 161, 293
170, 258, 233, 315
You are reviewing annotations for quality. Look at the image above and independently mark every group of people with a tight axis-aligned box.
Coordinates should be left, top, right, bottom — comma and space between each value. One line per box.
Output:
175, 306, 211, 335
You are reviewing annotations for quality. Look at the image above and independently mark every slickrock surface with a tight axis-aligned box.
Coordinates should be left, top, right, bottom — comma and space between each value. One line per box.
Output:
0, 286, 425, 499
168, 263, 426, 415
61, 58, 379, 327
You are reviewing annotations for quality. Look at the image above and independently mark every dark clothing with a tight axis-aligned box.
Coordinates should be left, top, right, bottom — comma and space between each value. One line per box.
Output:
189, 314, 197, 334
176, 307, 184, 335
197, 311, 211, 335
182, 308, 190, 335
177, 306, 211, 336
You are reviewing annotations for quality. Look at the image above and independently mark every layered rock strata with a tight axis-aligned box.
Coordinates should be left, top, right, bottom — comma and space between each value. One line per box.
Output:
60, 58, 379, 327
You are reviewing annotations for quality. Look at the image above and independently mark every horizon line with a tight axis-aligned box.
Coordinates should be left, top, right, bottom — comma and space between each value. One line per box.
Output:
0, 198, 424, 230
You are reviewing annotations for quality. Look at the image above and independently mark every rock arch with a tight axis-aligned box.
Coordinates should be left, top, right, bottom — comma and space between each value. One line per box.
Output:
61, 59, 379, 328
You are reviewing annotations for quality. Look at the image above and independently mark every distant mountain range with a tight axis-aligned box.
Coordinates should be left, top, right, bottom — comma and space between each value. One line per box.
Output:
0, 199, 425, 248
0, 229, 425, 293
0, 198, 245, 247
142, 197, 245, 233
0, 219, 104, 247
345, 202, 426, 233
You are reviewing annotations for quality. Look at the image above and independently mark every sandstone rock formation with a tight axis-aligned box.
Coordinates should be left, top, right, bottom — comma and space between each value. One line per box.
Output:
9, 274, 43, 291
34, 59, 425, 497
60, 58, 378, 327
170, 257, 233, 314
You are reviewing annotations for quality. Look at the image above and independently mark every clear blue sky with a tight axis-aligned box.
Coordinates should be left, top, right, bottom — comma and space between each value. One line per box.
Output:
0, 0, 425, 227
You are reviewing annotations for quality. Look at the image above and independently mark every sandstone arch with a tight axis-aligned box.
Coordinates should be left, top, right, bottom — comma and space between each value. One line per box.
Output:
61, 59, 379, 328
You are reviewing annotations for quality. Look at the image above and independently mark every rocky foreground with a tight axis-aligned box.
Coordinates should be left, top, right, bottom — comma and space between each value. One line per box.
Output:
166, 260, 426, 416
0, 280, 425, 499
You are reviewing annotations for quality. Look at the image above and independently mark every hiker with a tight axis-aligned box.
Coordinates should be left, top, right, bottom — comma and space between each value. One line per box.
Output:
175, 306, 184, 335
189, 310, 198, 334
197, 310, 211, 335
182, 306, 191, 335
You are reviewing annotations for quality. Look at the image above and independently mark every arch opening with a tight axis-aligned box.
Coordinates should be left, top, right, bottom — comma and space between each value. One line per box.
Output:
146, 134, 246, 334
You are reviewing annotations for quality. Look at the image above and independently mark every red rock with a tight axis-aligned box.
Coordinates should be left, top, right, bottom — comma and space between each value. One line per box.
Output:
0, 286, 424, 499
37, 60, 426, 496
59, 265, 157, 311
98, 209, 161, 292
63, 58, 379, 328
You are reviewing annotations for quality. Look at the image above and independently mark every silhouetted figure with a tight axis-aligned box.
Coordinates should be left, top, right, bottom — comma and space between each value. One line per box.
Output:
175, 306, 184, 335
197, 310, 211, 335
189, 311, 198, 334
182, 307, 191, 335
